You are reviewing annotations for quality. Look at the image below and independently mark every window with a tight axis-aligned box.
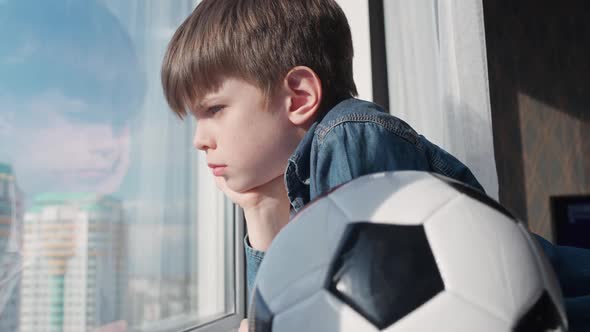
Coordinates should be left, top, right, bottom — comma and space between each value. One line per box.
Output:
0, 1, 245, 331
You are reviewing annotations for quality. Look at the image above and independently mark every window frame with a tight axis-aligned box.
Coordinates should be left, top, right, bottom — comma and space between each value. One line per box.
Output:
180, 205, 246, 332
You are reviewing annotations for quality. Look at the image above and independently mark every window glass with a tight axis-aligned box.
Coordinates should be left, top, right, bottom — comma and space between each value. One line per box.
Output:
0, 1, 238, 331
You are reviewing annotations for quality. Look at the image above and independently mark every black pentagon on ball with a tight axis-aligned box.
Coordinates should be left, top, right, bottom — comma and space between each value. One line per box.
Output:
325, 222, 444, 329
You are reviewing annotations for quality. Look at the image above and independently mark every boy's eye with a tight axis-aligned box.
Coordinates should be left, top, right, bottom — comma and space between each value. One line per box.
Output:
207, 105, 224, 114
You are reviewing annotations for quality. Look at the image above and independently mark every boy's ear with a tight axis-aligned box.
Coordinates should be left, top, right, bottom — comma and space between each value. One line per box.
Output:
283, 66, 322, 126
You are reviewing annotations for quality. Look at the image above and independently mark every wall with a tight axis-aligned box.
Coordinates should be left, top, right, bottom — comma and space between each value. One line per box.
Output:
483, 0, 590, 240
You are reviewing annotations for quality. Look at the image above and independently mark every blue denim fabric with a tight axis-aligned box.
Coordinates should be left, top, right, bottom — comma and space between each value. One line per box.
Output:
244, 235, 264, 302
534, 234, 590, 331
287, 98, 484, 212
244, 98, 590, 328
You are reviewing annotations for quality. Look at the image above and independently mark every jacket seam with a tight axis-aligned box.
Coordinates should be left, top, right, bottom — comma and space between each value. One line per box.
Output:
315, 114, 423, 150
430, 155, 456, 178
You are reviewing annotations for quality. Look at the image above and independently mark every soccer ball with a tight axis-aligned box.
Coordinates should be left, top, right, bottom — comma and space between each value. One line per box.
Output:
248, 171, 567, 332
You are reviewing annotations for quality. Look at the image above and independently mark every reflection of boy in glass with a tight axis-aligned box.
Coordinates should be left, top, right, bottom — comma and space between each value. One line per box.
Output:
0, 2, 144, 331
0, 0, 145, 197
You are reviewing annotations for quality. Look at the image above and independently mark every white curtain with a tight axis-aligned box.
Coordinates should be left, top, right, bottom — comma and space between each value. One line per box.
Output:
384, 0, 498, 199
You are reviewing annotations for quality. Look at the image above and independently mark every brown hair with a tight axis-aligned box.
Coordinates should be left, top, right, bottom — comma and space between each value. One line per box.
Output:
161, 0, 357, 118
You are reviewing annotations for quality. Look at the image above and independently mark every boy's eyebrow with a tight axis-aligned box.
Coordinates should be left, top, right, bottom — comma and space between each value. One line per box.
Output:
196, 93, 230, 111
196, 95, 219, 108
189, 95, 222, 115
189, 97, 212, 113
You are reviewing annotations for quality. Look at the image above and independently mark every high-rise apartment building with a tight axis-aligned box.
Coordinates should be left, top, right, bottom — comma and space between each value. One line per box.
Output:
0, 163, 23, 332
19, 193, 126, 332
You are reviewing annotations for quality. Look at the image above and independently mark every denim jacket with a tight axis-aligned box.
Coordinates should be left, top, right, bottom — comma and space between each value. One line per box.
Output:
245, 98, 590, 330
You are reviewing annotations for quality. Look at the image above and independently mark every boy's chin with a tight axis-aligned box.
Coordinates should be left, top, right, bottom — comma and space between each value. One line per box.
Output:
226, 176, 276, 194
225, 178, 258, 193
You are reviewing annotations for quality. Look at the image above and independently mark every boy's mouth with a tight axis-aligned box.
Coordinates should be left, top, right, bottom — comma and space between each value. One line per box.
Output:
208, 163, 227, 176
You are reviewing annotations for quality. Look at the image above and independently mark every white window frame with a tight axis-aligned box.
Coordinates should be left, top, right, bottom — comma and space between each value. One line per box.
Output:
181, 206, 246, 332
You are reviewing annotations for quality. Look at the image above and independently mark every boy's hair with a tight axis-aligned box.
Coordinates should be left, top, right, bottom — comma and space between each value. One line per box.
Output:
161, 0, 357, 118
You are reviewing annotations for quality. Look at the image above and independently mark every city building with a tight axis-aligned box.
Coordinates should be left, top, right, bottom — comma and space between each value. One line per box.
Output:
18, 193, 126, 332
0, 163, 23, 332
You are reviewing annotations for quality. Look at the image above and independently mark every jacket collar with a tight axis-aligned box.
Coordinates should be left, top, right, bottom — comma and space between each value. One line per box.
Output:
285, 120, 317, 211
284, 98, 358, 211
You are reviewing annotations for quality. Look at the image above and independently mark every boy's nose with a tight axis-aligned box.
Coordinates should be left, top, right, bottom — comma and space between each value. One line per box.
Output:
193, 125, 215, 151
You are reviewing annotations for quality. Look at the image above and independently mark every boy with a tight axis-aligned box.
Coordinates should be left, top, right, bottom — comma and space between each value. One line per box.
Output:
161, 0, 589, 330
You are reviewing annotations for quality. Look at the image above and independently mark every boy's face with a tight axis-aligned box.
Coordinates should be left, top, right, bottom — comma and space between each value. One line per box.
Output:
192, 77, 301, 193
